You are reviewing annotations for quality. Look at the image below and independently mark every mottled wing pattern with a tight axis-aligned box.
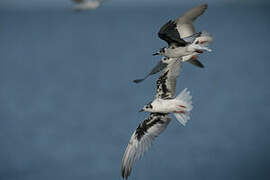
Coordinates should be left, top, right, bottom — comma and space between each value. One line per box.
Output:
176, 4, 208, 38
121, 113, 171, 179
155, 58, 182, 99
158, 20, 187, 46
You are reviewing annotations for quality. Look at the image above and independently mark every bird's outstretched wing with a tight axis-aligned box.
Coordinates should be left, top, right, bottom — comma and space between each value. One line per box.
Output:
133, 57, 181, 84
158, 20, 187, 46
133, 60, 168, 84
121, 113, 171, 179
155, 58, 182, 99
158, 4, 207, 45
176, 4, 208, 38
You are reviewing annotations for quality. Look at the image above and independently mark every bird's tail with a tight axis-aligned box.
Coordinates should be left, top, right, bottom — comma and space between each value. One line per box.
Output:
190, 31, 213, 52
173, 88, 193, 126
197, 31, 213, 47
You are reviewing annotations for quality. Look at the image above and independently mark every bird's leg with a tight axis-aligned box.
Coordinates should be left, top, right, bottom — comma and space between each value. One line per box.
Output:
178, 105, 186, 108
175, 110, 185, 114
191, 55, 198, 60
200, 40, 207, 44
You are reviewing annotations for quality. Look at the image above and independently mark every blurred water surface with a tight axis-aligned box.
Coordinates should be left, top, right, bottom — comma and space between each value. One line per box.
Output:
0, 3, 270, 180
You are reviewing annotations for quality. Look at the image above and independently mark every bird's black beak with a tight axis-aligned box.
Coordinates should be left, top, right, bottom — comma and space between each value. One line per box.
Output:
139, 109, 144, 112
152, 52, 160, 56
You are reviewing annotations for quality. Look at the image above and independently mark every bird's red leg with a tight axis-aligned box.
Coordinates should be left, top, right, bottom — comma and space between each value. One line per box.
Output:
191, 55, 198, 60
178, 105, 186, 108
175, 110, 185, 114
200, 40, 207, 44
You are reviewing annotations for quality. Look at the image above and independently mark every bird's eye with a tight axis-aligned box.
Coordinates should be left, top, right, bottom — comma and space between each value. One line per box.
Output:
146, 103, 153, 109
195, 41, 199, 44
171, 47, 175, 49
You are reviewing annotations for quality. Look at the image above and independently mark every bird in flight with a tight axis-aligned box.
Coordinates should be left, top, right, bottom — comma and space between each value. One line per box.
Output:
140, 88, 192, 126
133, 4, 213, 84
72, 0, 108, 11
153, 4, 213, 61
122, 58, 191, 179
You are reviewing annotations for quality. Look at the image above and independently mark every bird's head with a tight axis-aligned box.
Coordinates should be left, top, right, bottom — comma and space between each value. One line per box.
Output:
152, 47, 166, 56
139, 102, 153, 112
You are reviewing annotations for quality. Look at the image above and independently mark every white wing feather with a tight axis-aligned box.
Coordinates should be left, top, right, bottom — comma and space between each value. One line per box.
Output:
176, 4, 208, 38
121, 114, 171, 179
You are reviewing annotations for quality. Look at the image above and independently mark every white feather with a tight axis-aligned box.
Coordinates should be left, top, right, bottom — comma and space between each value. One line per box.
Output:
173, 88, 193, 126
121, 114, 171, 179
176, 4, 208, 38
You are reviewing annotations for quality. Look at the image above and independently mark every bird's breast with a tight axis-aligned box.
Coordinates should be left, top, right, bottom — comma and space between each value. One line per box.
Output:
153, 99, 177, 113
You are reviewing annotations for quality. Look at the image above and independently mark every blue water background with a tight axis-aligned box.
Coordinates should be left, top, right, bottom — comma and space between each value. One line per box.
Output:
0, 3, 270, 180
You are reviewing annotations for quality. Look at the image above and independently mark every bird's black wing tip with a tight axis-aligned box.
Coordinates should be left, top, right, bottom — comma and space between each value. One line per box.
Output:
121, 167, 130, 180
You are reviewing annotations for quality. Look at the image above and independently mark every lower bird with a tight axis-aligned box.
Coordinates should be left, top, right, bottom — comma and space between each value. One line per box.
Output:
140, 88, 192, 126
122, 58, 192, 179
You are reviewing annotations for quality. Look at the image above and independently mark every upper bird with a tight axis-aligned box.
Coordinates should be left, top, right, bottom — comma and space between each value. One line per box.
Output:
72, 0, 105, 11
121, 58, 192, 179
153, 4, 213, 59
